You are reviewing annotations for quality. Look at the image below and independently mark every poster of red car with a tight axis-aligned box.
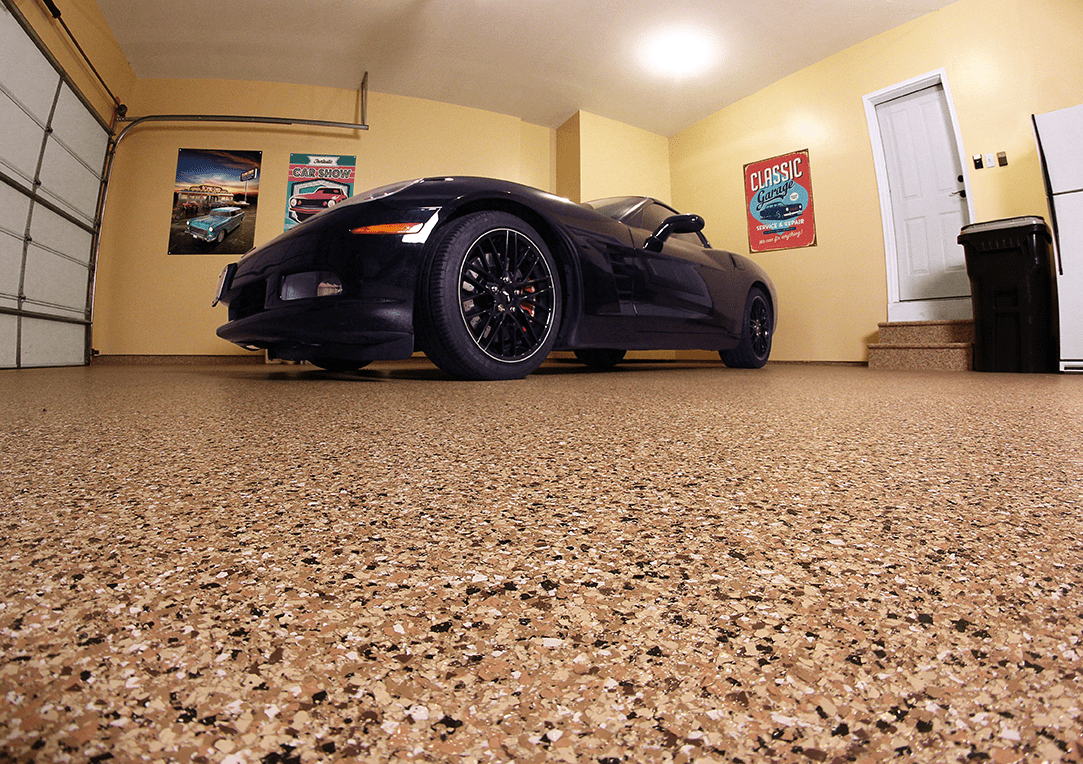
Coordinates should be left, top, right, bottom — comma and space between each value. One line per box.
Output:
744, 149, 816, 253
285, 154, 356, 230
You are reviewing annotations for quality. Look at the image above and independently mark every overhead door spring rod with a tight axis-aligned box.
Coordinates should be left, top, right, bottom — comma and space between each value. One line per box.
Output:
37, 0, 124, 112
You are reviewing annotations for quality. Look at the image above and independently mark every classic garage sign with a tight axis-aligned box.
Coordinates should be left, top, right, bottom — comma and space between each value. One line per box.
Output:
744, 149, 816, 253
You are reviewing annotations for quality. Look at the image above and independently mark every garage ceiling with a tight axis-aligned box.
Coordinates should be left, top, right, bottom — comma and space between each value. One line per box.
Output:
93, 0, 957, 136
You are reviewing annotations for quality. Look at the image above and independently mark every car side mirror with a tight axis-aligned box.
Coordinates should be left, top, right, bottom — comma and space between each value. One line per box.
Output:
645, 214, 705, 252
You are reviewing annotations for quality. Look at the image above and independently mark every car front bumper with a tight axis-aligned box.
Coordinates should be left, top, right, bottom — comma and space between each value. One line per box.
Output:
213, 198, 437, 361
187, 225, 219, 241
216, 298, 415, 361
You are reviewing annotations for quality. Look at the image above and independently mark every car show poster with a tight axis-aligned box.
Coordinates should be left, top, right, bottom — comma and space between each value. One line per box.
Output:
285, 154, 356, 231
744, 149, 816, 253
169, 149, 261, 255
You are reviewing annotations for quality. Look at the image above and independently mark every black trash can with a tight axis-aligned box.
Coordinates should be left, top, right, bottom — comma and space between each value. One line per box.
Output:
958, 216, 1059, 373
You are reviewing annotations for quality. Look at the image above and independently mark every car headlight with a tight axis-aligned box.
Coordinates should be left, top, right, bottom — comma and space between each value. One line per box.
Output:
280, 271, 343, 301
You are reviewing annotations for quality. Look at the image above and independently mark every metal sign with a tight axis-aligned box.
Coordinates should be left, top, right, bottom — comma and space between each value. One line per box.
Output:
744, 149, 817, 253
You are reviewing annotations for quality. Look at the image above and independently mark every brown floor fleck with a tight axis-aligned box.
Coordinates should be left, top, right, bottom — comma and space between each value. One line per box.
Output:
1, 359, 1081, 763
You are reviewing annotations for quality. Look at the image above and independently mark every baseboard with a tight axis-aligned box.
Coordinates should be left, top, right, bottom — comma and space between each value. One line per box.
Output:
91, 354, 264, 365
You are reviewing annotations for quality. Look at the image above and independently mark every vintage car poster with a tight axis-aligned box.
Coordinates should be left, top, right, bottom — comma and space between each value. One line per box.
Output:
284, 154, 356, 231
744, 149, 816, 253
169, 149, 261, 255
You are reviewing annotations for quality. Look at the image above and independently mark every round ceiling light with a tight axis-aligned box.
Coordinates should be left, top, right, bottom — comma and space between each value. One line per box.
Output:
638, 26, 720, 79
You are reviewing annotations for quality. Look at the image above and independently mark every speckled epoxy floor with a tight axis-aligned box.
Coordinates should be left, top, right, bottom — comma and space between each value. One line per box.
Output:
2, 359, 1082, 764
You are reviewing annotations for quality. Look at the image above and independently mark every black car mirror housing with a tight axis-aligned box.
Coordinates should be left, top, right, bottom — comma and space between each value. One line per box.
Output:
645, 214, 705, 252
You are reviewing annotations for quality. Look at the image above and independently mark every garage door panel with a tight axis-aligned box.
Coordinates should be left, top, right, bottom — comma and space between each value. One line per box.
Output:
20, 315, 84, 367
0, 313, 17, 368
0, 230, 22, 308
0, 181, 31, 238
22, 244, 89, 317
29, 203, 93, 267
0, 94, 47, 185
0, 6, 58, 124
1, 3, 105, 367
38, 138, 102, 225
0, 183, 30, 308
52, 84, 109, 172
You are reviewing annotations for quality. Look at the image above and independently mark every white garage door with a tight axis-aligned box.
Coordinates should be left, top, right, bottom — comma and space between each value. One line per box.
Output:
1, 3, 110, 367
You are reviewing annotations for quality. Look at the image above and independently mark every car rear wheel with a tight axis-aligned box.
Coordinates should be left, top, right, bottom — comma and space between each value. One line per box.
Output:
720, 287, 772, 369
417, 212, 561, 380
574, 348, 626, 369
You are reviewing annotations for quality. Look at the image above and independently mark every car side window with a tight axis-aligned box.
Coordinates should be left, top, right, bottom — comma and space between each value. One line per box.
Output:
641, 203, 705, 247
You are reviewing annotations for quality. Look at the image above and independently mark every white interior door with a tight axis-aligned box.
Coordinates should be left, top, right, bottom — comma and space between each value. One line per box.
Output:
865, 71, 974, 323
0, 3, 109, 368
876, 84, 970, 302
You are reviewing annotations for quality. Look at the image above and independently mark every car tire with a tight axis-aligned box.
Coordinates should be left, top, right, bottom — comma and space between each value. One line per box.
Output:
309, 358, 371, 372
720, 287, 773, 369
574, 348, 626, 369
215, 230, 225, 244
416, 212, 561, 380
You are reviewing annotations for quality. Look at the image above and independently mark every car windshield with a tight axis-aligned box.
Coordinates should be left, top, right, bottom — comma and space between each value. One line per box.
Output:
583, 196, 647, 222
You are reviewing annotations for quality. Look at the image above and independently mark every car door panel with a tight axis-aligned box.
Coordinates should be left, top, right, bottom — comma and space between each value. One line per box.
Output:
627, 228, 736, 339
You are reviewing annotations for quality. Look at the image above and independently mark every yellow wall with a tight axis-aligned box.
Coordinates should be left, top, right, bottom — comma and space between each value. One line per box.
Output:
670, 0, 1083, 362
557, 111, 672, 204
555, 112, 582, 203
91, 80, 558, 356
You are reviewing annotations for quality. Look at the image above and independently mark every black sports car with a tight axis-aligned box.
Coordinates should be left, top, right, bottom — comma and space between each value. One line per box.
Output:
213, 177, 777, 380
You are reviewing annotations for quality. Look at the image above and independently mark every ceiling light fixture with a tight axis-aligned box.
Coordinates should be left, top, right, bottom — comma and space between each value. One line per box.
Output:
638, 26, 720, 79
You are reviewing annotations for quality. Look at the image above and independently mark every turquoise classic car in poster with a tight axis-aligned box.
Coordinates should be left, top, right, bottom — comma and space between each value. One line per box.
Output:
285, 154, 356, 231
169, 149, 261, 255
744, 149, 817, 253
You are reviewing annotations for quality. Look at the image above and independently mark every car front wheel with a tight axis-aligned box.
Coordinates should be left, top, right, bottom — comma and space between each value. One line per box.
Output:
720, 287, 773, 369
417, 212, 561, 380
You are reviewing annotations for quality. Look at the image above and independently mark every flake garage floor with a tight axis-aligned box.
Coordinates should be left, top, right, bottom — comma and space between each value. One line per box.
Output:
1, 360, 1082, 763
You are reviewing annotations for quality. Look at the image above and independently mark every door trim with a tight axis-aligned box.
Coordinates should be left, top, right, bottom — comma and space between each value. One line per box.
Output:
864, 69, 975, 322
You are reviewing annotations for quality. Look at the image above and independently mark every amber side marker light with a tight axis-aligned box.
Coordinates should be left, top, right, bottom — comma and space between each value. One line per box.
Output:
350, 223, 424, 235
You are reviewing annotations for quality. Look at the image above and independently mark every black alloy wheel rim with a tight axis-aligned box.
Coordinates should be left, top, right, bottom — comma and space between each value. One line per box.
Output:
458, 228, 556, 363
750, 295, 771, 359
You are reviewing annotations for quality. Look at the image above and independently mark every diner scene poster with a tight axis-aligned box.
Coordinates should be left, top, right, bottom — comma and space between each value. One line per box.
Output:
744, 149, 817, 253
284, 154, 356, 231
169, 149, 261, 255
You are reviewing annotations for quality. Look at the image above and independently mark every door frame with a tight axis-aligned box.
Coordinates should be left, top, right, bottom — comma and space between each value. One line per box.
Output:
864, 69, 975, 322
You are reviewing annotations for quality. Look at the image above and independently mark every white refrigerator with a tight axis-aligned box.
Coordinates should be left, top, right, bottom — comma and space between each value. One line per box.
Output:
1034, 104, 1083, 372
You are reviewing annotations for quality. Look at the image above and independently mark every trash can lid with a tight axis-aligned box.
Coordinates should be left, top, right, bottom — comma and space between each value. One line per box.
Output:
960, 216, 1049, 236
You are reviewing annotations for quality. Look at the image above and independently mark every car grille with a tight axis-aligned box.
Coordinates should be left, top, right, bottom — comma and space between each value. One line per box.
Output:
229, 279, 267, 321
